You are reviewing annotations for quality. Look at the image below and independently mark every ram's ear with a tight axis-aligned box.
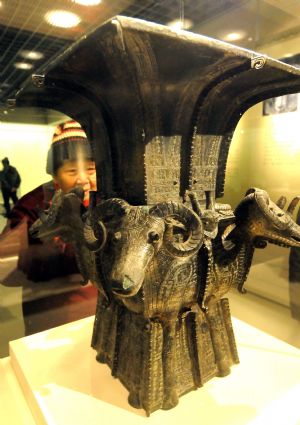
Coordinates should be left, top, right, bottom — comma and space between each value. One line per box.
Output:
276, 196, 287, 209
244, 187, 257, 196
287, 196, 300, 216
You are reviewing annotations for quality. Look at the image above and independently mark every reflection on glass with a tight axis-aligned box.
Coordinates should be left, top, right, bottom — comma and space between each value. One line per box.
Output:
0, 157, 21, 218
0, 119, 98, 355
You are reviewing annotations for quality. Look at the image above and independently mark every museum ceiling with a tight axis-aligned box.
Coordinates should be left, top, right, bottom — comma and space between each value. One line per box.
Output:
0, 0, 300, 122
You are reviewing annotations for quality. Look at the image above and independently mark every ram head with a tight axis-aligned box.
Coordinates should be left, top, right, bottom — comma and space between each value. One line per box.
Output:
84, 199, 204, 297
226, 188, 300, 249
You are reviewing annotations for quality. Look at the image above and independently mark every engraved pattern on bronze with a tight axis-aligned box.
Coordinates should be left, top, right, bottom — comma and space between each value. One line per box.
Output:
251, 55, 266, 69
216, 133, 233, 199
31, 73, 45, 87
189, 134, 222, 204
145, 136, 181, 204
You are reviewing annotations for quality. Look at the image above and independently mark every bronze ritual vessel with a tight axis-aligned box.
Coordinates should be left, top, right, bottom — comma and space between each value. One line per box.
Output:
16, 16, 300, 415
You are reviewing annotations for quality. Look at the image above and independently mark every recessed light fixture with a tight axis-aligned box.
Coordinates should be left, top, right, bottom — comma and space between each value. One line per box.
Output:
167, 18, 193, 31
19, 50, 44, 60
0, 2, 3, 7
72, 0, 102, 5
45, 10, 81, 28
223, 31, 246, 42
14, 62, 33, 70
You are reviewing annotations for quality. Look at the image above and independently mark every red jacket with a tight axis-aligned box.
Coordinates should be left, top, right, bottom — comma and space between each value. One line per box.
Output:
1, 181, 98, 336
8, 181, 54, 240
5, 181, 79, 281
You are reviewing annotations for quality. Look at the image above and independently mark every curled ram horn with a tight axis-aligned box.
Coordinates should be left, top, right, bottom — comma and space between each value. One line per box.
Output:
150, 201, 204, 257
247, 188, 288, 229
96, 198, 130, 217
276, 196, 287, 209
83, 198, 129, 252
83, 215, 107, 252
287, 196, 300, 216
252, 190, 300, 230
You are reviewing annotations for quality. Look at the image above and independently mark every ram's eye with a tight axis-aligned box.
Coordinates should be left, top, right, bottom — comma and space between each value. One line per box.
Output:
112, 231, 122, 242
148, 231, 160, 243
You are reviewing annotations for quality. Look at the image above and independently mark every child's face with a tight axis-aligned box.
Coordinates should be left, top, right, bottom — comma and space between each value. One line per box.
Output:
53, 159, 97, 204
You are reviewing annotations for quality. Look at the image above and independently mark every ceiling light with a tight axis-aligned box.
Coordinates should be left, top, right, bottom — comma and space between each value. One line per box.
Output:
0, 2, 3, 7
223, 31, 246, 42
19, 50, 44, 60
45, 10, 81, 28
72, 0, 102, 5
14, 62, 33, 70
167, 18, 193, 31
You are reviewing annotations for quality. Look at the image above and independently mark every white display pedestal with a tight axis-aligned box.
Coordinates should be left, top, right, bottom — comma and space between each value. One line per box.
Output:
0, 356, 35, 425
4, 315, 300, 425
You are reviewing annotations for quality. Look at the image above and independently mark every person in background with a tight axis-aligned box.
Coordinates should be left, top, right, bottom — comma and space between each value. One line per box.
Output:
7, 120, 96, 234
1, 120, 98, 335
0, 157, 21, 217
